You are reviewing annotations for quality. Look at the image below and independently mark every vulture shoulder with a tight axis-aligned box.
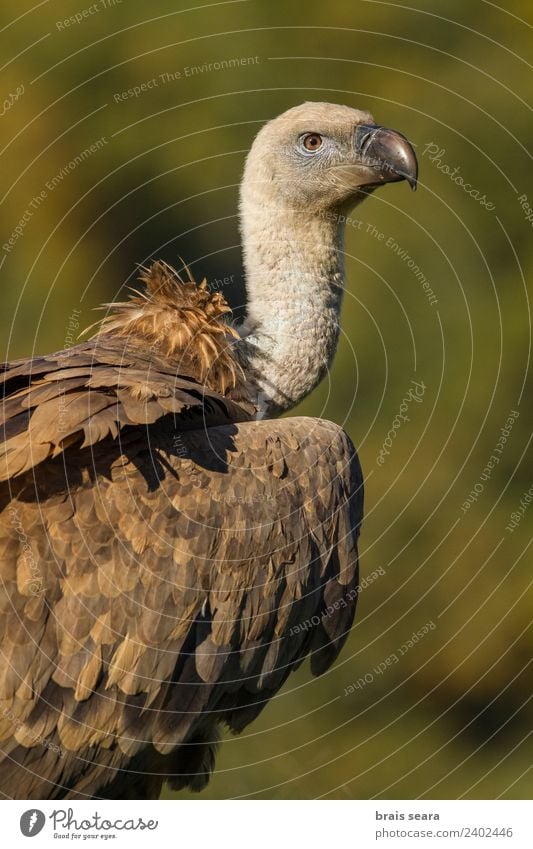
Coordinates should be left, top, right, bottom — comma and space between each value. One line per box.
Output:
0, 261, 252, 482
0, 262, 363, 799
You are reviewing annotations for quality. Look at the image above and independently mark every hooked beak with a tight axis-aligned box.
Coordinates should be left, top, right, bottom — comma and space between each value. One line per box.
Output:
354, 123, 418, 190
329, 123, 418, 193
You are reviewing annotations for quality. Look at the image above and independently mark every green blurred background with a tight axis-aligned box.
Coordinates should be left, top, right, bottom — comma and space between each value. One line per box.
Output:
1, 0, 531, 799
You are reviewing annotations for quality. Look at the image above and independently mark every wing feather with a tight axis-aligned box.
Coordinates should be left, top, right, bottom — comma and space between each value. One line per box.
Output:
0, 414, 362, 798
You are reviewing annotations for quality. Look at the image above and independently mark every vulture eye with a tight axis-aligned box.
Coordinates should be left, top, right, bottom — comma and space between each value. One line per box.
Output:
301, 133, 323, 152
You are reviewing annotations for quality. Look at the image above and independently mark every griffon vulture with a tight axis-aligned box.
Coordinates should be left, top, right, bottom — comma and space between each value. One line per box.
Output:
0, 103, 417, 799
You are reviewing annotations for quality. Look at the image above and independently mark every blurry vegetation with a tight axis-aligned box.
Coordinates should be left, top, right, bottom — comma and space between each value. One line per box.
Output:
0, 0, 531, 798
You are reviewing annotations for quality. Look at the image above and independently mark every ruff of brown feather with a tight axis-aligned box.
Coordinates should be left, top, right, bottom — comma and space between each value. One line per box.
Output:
91, 261, 244, 395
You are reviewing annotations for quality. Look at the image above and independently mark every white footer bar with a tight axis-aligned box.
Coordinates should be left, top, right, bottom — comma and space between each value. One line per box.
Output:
4, 799, 531, 848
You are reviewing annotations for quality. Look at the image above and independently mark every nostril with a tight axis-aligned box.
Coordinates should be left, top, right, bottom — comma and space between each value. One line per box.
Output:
354, 123, 382, 154
359, 131, 373, 153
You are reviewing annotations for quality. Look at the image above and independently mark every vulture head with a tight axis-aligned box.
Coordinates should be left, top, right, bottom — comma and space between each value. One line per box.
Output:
240, 101, 418, 214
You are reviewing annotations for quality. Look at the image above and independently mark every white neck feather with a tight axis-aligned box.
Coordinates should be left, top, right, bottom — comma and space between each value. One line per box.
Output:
237, 195, 345, 416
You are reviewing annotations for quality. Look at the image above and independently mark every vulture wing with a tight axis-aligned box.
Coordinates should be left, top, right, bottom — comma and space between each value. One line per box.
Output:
0, 263, 363, 799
